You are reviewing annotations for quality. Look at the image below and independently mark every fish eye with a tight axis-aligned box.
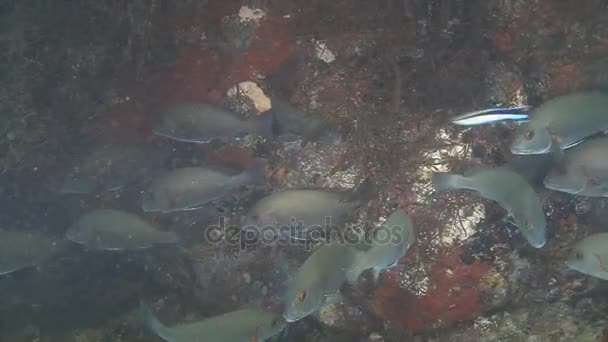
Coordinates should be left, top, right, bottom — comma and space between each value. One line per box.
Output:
297, 289, 307, 302
524, 130, 535, 140
574, 251, 584, 260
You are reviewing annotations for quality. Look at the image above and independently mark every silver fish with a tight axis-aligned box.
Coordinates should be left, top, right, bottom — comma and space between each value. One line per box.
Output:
544, 137, 608, 197
142, 159, 266, 213
432, 166, 547, 248
283, 244, 360, 322
566, 232, 608, 280
269, 98, 342, 145
66, 209, 179, 251
511, 92, 608, 155
140, 304, 286, 342
242, 183, 371, 240
55, 143, 169, 195
350, 209, 415, 281
451, 106, 530, 126
0, 229, 65, 276
154, 103, 274, 143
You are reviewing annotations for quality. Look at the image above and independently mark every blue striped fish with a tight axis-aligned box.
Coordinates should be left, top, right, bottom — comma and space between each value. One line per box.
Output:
451, 106, 530, 126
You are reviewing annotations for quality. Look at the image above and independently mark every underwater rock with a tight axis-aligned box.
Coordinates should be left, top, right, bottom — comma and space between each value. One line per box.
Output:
428, 299, 608, 342
313, 293, 370, 333
370, 247, 502, 333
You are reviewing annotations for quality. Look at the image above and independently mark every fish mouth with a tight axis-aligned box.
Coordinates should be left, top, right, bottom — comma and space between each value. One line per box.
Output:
543, 177, 585, 195
140, 200, 158, 213
564, 260, 583, 274
65, 231, 83, 245
282, 311, 307, 323
152, 129, 209, 144
527, 234, 546, 248
510, 143, 552, 155
152, 124, 205, 143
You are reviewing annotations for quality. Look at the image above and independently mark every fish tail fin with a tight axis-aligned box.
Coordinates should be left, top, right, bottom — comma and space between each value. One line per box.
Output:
242, 158, 268, 185
347, 177, 377, 203
432, 172, 463, 192
138, 302, 173, 341
346, 255, 368, 284
255, 112, 277, 136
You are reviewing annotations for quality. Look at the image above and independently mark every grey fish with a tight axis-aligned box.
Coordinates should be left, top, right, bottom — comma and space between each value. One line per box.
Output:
350, 209, 415, 281
432, 166, 547, 248
142, 159, 266, 213
544, 137, 608, 197
283, 244, 361, 322
0, 229, 65, 276
66, 209, 179, 251
55, 143, 169, 195
511, 92, 608, 155
451, 106, 530, 126
154, 103, 274, 143
505, 154, 555, 188
566, 232, 608, 280
269, 98, 342, 145
140, 304, 286, 342
243, 181, 373, 240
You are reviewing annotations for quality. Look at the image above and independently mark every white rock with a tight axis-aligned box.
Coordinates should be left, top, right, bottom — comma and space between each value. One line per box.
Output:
238, 6, 265, 22
314, 40, 337, 63
227, 81, 272, 113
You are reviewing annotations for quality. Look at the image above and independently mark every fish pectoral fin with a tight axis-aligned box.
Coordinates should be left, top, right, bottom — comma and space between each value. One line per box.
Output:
549, 135, 567, 172
504, 217, 518, 230
594, 253, 608, 272
323, 291, 340, 304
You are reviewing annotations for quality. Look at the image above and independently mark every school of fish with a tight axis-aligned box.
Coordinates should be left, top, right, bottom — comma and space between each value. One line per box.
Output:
3, 90, 608, 341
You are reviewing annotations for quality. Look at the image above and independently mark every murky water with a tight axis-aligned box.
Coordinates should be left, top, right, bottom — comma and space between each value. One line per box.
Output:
2, 0, 608, 341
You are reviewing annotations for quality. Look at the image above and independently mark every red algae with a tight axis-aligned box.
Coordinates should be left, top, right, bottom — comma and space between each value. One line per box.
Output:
492, 32, 513, 53
148, 46, 225, 106
148, 14, 294, 108
107, 101, 154, 143
548, 62, 584, 96
219, 16, 295, 90
371, 247, 490, 333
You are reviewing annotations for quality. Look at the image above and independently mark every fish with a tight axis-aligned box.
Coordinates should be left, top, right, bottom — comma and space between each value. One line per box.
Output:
451, 106, 530, 126
140, 303, 286, 342
154, 103, 275, 143
349, 209, 415, 281
269, 98, 342, 145
566, 232, 608, 280
504, 154, 555, 188
66, 209, 179, 251
510, 92, 608, 155
432, 166, 547, 248
54, 143, 169, 195
242, 180, 374, 240
283, 244, 361, 322
142, 159, 267, 213
0, 229, 65, 276
543, 137, 608, 197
